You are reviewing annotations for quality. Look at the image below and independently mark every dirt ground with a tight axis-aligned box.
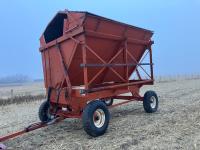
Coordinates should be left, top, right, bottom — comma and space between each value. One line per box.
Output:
1, 78, 200, 150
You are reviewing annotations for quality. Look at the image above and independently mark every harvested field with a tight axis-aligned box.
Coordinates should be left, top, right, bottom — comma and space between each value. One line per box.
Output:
0, 82, 45, 99
1, 78, 200, 149
0, 82, 45, 106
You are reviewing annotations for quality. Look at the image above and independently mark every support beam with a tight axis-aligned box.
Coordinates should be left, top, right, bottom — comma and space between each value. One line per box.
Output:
149, 46, 154, 80
87, 80, 153, 93
86, 30, 151, 45
82, 44, 89, 89
80, 63, 151, 67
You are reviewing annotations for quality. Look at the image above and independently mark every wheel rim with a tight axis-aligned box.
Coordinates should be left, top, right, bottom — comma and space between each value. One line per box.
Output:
93, 109, 105, 128
47, 107, 54, 120
150, 96, 157, 109
105, 99, 112, 105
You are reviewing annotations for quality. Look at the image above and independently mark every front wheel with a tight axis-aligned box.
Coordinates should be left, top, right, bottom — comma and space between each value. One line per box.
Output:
82, 100, 110, 137
143, 91, 158, 113
38, 101, 53, 122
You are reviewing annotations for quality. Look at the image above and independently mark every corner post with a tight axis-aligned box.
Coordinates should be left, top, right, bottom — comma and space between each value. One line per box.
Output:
82, 44, 88, 90
149, 44, 154, 81
125, 40, 129, 82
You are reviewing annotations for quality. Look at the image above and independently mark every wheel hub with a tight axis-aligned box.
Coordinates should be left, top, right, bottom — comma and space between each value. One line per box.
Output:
47, 108, 54, 120
105, 99, 112, 105
93, 109, 105, 128
150, 96, 157, 109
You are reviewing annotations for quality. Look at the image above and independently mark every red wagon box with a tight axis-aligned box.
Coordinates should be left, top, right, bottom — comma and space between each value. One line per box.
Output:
39, 10, 158, 137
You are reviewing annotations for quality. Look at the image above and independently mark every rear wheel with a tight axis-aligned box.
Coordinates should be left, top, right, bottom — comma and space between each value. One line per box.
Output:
38, 101, 53, 122
82, 100, 110, 137
143, 91, 158, 113
103, 98, 113, 106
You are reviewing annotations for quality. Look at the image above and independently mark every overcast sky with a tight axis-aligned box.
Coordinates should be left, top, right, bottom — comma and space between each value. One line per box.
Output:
0, 0, 200, 79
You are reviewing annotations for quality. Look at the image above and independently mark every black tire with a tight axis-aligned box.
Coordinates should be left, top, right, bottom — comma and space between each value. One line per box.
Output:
82, 100, 110, 137
38, 101, 52, 122
103, 98, 114, 106
143, 91, 158, 113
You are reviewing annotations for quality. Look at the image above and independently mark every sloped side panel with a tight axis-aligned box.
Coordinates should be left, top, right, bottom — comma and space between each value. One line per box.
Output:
68, 44, 84, 86
84, 14, 153, 86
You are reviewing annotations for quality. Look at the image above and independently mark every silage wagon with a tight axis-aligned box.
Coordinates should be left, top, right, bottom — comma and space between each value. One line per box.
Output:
0, 10, 159, 142
38, 10, 158, 137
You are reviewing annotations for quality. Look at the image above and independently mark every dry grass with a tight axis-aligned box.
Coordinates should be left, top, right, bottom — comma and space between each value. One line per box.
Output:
0, 82, 46, 106
0, 94, 45, 106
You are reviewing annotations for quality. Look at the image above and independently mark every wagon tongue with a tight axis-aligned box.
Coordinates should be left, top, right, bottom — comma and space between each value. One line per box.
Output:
0, 117, 64, 142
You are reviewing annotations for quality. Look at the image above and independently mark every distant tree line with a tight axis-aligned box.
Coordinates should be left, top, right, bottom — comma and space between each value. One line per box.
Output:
0, 74, 31, 84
